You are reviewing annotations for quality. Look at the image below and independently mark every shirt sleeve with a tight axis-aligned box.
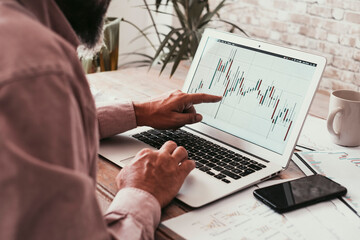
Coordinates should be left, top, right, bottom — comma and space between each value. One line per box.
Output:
0, 73, 111, 240
0, 73, 160, 240
104, 188, 161, 240
97, 100, 137, 139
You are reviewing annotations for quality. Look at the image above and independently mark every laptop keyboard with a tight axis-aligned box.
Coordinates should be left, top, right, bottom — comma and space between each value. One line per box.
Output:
132, 129, 266, 184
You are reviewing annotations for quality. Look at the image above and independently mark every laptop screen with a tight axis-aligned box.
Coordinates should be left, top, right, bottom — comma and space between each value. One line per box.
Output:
188, 37, 317, 154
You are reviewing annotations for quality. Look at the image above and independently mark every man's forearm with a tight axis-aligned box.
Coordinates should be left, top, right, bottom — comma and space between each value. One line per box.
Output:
97, 101, 137, 139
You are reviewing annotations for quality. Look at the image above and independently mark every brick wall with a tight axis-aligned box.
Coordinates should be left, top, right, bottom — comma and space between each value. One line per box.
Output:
212, 0, 360, 92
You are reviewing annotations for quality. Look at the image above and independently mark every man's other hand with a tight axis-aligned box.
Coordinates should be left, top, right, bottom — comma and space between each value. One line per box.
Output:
133, 90, 222, 130
115, 141, 195, 207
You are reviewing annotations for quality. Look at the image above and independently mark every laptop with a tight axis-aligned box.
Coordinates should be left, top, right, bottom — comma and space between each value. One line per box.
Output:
99, 28, 326, 208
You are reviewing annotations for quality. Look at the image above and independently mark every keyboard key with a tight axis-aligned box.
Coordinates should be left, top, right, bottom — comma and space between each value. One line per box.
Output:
199, 160, 209, 165
149, 129, 161, 135
202, 155, 214, 161
206, 162, 216, 168
206, 171, 215, 176
232, 157, 242, 162
199, 166, 210, 172
217, 161, 227, 166
236, 165, 247, 170
202, 149, 212, 153
213, 166, 224, 171
258, 163, 266, 168
232, 168, 243, 174
221, 170, 241, 180
153, 144, 162, 149
248, 164, 262, 171
221, 158, 232, 163
222, 179, 231, 184
197, 152, 207, 157
195, 162, 203, 168
232, 162, 243, 168
240, 168, 255, 176
224, 165, 234, 170
208, 158, 218, 163
227, 160, 237, 165
215, 155, 227, 160
209, 151, 220, 156
214, 174, 226, 179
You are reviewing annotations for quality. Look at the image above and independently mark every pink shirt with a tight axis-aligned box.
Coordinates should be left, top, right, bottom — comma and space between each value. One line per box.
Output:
0, 0, 161, 239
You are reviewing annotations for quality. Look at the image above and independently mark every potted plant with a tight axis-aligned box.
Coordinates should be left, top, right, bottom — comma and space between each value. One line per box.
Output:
78, 17, 120, 73
121, 0, 246, 76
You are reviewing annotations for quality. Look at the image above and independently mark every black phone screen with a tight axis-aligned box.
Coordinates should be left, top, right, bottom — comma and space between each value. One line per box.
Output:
253, 175, 347, 213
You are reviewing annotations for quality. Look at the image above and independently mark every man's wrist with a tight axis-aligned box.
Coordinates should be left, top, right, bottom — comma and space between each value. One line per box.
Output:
133, 101, 150, 127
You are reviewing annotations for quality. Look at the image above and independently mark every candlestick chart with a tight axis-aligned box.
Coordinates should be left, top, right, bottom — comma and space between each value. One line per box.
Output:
189, 39, 316, 153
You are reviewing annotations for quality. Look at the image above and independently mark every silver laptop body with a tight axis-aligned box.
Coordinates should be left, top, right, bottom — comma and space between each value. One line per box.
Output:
99, 29, 326, 208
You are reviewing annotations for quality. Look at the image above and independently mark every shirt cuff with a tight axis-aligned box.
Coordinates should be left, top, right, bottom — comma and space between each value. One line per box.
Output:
97, 101, 137, 138
105, 187, 161, 230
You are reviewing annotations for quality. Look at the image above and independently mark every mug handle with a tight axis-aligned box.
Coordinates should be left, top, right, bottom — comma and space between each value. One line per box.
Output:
327, 107, 343, 138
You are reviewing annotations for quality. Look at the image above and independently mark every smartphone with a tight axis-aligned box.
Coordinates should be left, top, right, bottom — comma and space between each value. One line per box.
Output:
253, 175, 347, 213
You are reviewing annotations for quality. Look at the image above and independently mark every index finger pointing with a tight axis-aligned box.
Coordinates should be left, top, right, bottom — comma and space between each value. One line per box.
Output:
185, 93, 222, 105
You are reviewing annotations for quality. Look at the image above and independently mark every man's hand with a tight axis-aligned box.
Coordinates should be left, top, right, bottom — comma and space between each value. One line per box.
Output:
133, 90, 222, 129
115, 141, 195, 207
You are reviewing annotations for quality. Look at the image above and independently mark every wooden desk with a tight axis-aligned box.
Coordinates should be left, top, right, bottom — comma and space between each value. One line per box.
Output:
87, 66, 330, 239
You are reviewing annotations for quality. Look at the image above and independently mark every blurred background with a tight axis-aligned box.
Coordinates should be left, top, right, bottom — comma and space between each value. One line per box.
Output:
106, 0, 360, 92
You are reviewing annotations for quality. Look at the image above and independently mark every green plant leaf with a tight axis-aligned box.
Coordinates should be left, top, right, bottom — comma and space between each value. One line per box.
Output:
151, 28, 182, 66
170, 37, 189, 77
155, 0, 170, 11
122, 0, 247, 77
172, 0, 188, 29
188, 0, 207, 29
142, 0, 162, 46
198, 0, 225, 27
155, 0, 162, 10
159, 33, 185, 74
189, 30, 200, 57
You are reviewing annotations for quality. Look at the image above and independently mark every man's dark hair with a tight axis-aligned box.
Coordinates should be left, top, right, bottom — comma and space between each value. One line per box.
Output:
55, 0, 111, 47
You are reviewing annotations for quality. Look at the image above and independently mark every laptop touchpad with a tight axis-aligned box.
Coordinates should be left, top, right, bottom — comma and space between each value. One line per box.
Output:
99, 135, 153, 167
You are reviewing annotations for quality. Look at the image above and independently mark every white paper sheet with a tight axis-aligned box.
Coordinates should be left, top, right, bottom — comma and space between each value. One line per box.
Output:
294, 151, 360, 216
297, 115, 360, 155
161, 181, 360, 240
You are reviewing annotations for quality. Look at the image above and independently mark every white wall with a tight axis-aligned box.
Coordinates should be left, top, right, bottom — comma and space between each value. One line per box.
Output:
210, 0, 360, 91
106, 0, 173, 65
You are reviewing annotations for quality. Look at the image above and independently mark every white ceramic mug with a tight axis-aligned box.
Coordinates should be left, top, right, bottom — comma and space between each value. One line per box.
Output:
326, 89, 360, 147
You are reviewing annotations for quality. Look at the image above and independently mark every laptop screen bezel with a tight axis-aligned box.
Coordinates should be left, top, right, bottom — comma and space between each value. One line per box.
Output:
182, 28, 326, 169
